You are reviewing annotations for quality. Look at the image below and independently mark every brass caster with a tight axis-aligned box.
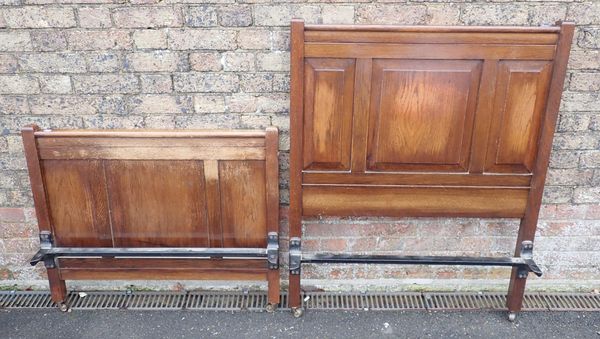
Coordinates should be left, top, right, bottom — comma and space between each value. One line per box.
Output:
508, 312, 516, 322
59, 302, 70, 313
292, 307, 304, 318
265, 303, 278, 313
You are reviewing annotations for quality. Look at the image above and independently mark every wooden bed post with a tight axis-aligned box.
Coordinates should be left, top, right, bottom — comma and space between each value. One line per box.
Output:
265, 127, 281, 308
506, 22, 574, 317
22, 125, 68, 307
288, 18, 305, 314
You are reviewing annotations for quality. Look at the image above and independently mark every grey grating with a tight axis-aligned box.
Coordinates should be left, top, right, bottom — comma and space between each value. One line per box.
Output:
0, 291, 55, 309
1, 291, 599, 312
424, 292, 507, 310
303, 292, 425, 310
543, 293, 600, 311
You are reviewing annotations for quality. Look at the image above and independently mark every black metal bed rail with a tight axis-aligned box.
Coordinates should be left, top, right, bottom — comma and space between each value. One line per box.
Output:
30, 231, 280, 269
290, 240, 541, 278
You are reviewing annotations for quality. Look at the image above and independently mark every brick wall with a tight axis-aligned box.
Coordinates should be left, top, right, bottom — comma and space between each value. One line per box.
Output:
0, 1, 598, 292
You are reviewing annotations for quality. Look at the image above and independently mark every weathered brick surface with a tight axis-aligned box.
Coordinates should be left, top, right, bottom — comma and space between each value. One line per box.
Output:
112, 7, 182, 28
0, 1, 598, 291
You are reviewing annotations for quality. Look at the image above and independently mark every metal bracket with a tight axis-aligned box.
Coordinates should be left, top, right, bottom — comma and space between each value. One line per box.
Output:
289, 237, 301, 275
266, 232, 279, 270
517, 240, 540, 278
39, 231, 53, 250
38, 231, 56, 268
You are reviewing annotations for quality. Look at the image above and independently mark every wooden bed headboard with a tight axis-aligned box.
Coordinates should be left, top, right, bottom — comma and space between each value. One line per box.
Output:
287, 20, 574, 318
290, 21, 572, 219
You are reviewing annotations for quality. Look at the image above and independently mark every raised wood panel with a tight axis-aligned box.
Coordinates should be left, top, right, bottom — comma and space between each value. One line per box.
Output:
367, 59, 482, 172
42, 160, 112, 247
303, 186, 529, 218
219, 160, 267, 248
105, 160, 210, 247
485, 61, 553, 173
303, 58, 355, 170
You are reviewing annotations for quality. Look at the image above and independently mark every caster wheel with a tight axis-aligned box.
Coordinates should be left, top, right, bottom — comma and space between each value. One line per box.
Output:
265, 303, 278, 313
292, 307, 304, 318
508, 312, 516, 322
59, 303, 70, 313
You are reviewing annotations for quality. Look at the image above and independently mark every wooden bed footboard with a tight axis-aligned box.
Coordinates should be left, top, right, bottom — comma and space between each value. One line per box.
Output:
22, 125, 280, 311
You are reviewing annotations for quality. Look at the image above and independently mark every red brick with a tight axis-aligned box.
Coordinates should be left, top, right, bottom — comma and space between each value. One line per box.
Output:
3, 238, 38, 253
279, 206, 289, 222
554, 204, 587, 219
304, 223, 361, 238
348, 238, 378, 252
0, 208, 25, 223
0, 222, 36, 239
359, 222, 417, 237
585, 204, 600, 219
538, 204, 558, 219
320, 239, 347, 252
302, 239, 320, 252
539, 221, 578, 236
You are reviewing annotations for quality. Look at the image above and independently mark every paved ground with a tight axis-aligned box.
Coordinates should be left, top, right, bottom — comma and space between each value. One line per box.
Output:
1, 309, 599, 339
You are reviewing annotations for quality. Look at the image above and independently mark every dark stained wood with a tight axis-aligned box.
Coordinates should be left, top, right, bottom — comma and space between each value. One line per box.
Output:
302, 172, 531, 187
38, 146, 265, 161
485, 61, 553, 173
367, 59, 481, 172
21, 125, 52, 233
36, 137, 266, 148
350, 58, 372, 173
303, 58, 355, 170
305, 31, 559, 45
47, 268, 67, 303
305, 43, 556, 60
106, 160, 210, 247
204, 160, 223, 248
219, 161, 267, 248
304, 24, 561, 33
507, 21, 575, 313
289, 20, 574, 312
302, 186, 529, 218
59, 258, 268, 281
468, 59, 499, 174
288, 18, 305, 310
265, 127, 281, 305
42, 160, 112, 247
22, 125, 67, 304
34, 129, 267, 138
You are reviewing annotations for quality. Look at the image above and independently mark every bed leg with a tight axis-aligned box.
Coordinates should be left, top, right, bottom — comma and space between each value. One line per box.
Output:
266, 269, 280, 312
47, 268, 68, 311
506, 266, 527, 321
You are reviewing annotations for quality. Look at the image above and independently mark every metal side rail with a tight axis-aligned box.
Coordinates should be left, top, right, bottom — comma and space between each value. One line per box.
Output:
31, 231, 279, 269
290, 240, 541, 278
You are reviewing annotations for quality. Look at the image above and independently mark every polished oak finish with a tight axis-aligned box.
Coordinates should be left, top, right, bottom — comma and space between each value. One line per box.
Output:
289, 20, 574, 313
23, 126, 280, 306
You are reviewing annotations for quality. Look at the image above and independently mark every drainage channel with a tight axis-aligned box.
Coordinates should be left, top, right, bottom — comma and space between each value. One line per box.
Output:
1, 291, 599, 312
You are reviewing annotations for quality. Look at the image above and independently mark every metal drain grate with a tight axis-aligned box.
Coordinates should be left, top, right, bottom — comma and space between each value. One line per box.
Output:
543, 293, 600, 311
303, 292, 425, 310
0, 291, 54, 309
1, 291, 599, 311
186, 291, 272, 311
